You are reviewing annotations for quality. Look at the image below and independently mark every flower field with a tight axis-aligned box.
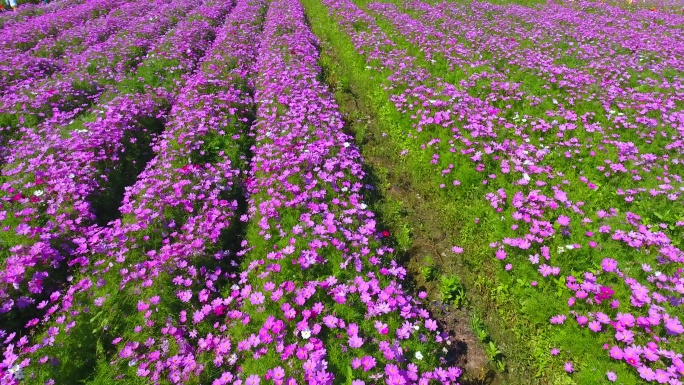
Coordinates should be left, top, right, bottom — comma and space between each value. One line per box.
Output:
0, 0, 682, 384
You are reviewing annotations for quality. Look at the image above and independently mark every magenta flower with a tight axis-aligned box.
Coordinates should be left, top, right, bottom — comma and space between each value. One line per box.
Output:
348, 335, 364, 349
361, 356, 376, 372
564, 362, 573, 373
556, 215, 570, 226
250, 292, 265, 305
601, 258, 618, 273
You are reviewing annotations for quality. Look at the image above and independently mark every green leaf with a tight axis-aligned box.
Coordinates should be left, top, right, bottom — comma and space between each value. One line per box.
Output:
89, 311, 103, 324
346, 365, 354, 385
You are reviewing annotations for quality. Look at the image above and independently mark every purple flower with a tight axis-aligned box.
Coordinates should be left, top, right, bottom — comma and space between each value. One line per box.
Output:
245, 375, 260, 385
556, 215, 570, 226
564, 362, 573, 373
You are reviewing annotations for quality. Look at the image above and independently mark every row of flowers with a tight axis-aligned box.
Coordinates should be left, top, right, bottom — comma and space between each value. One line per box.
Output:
0, 0, 118, 53
0, 0, 155, 92
319, 0, 683, 382
0, 0, 229, 320
215, 0, 460, 382
0, 4, 235, 382
0, 0, 86, 30
0, 0, 188, 146
0, 0, 261, 382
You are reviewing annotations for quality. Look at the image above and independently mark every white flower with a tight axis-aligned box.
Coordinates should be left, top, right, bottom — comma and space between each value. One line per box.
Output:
359, 203, 367, 210
301, 329, 311, 339
231, 284, 240, 291
415, 351, 423, 360
9, 364, 25, 380
413, 325, 420, 330
33, 190, 44, 197
557, 246, 565, 254
342, 142, 350, 148
565, 244, 575, 250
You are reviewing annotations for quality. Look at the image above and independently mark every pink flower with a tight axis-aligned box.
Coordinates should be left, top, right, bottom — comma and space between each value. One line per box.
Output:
250, 292, 265, 305
361, 356, 376, 371
348, 335, 364, 348
177, 290, 192, 302
556, 215, 570, 226
272, 367, 285, 380
374, 321, 389, 335
654, 369, 669, 383
623, 349, 641, 367
609, 346, 623, 360
588, 321, 601, 332
601, 258, 618, 272
564, 362, 573, 373
425, 319, 438, 331
664, 318, 684, 335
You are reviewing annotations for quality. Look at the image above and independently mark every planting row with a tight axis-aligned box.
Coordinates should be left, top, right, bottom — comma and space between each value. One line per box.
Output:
0, 0, 155, 93
0, 0, 86, 30
0, 0, 230, 328
1, 0, 259, 382
0, 0, 188, 146
220, 0, 460, 382
0, 0, 121, 53
313, 0, 684, 382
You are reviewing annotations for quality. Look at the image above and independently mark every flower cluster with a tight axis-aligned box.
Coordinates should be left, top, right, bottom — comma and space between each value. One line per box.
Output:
321, 0, 684, 382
